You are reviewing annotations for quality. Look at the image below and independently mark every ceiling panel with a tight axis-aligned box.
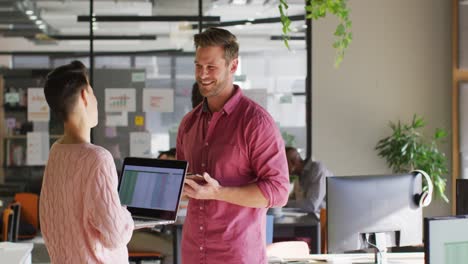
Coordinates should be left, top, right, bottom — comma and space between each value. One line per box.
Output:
0, 0, 306, 52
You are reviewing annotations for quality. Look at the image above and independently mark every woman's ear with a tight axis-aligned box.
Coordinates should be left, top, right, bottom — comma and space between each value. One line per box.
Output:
80, 87, 89, 107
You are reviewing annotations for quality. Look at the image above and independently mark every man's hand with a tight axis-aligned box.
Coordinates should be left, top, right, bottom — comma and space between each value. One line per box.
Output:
183, 172, 221, 200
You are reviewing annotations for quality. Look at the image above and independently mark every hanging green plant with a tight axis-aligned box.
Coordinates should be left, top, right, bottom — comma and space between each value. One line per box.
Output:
375, 115, 449, 203
279, 0, 353, 67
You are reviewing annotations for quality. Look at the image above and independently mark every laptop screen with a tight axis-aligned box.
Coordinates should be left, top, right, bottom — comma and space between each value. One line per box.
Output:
119, 165, 185, 211
117, 157, 188, 220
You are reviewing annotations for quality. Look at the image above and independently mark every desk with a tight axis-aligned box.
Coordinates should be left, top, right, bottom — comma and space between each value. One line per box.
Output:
268, 252, 424, 263
0, 242, 33, 264
172, 213, 320, 264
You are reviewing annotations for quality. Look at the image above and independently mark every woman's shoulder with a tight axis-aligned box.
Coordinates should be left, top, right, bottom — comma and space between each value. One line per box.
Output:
82, 144, 114, 163
51, 143, 113, 164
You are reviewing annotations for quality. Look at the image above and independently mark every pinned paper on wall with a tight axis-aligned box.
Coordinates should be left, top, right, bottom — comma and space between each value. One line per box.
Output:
105, 88, 136, 112
271, 96, 305, 127
142, 89, 174, 112
134, 115, 145, 126
279, 94, 293, 104
243, 89, 268, 110
5, 93, 20, 104
26, 132, 49, 165
130, 132, 152, 158
105, 112, 128, 127
105, 127, 117, 138
132, 72, 145, 83
28, 88, 50, 122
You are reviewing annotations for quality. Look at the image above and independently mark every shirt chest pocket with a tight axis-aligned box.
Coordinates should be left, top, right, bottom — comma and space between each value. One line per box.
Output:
209, 143, 252, 187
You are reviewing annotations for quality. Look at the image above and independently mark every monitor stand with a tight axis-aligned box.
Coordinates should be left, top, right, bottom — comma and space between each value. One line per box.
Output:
359, 232, 406, 264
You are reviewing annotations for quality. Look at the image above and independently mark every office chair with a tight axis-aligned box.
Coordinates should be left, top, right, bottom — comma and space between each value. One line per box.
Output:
266, 241, 310, 259
128, 251, 163, 264
14, 192, 39, 239
1, 202, 21, 242
320, 208, 327, 254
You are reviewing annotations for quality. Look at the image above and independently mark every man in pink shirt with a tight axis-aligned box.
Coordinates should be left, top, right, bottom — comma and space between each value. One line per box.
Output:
177, 27, 290, 264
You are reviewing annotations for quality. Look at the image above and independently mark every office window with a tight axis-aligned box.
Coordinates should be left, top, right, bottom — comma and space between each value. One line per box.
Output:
95, 56, 131, 69
460, 0, 468, 69
12, 56, 50, 69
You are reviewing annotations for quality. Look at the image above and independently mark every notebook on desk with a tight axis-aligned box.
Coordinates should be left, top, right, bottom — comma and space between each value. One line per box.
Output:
118, 157, 188, 228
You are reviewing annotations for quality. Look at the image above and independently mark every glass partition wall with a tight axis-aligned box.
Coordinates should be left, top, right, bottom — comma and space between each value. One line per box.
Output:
86, 0, 310, 171
0, 0, 310, 186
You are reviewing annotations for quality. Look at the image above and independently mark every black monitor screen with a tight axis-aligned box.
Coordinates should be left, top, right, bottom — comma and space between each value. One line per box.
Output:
327, 173, 423, 253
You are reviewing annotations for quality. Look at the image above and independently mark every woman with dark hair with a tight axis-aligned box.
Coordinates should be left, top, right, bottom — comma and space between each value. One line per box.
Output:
39, 61, 134, 263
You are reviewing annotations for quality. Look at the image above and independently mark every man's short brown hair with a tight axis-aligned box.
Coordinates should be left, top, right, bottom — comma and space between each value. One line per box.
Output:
194, 27, 239, 63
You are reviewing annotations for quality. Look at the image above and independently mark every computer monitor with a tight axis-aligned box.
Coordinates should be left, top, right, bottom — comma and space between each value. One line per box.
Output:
327, 173, 423, 256
424, 215, 468, 264
456, 179, 468, 215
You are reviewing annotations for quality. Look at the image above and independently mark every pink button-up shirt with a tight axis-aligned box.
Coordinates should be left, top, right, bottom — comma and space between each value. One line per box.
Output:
176, 86, 289, 264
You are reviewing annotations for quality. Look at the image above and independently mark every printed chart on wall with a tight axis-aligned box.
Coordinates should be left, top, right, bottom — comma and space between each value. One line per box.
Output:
142, 88, 174, 112
130, 132, 152, 157
27, 88, 50, 122
105, 88, 136, 112
26, 132, 49, 165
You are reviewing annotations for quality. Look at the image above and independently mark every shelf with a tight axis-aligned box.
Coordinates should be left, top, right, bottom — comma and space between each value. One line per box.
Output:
3, 134, 61, 139
4, 106, 27, 112
4, 165, 46, 169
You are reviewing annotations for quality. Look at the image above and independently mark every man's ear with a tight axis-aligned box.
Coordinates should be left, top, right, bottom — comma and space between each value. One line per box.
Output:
230, 58, 239, 73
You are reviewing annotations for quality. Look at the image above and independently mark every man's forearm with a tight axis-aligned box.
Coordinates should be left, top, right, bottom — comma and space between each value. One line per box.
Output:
215, 183, 268, 208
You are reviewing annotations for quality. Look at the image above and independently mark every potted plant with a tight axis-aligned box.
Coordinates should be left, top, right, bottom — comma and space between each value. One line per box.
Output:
279, 0, 353, 67
375, 115, 449, 203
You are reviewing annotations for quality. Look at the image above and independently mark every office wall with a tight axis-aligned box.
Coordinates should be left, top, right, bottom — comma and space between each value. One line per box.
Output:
0, 56, 11, 68
311, 0, 451, 216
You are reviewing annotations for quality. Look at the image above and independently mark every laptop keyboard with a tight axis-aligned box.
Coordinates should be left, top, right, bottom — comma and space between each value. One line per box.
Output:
134, 217, 155, 222
133, 218, 174, 227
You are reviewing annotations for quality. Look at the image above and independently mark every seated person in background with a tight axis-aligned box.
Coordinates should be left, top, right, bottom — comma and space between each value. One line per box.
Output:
285, 146, 333, 217
157, 148, 176, 160
40, 61, 134, 263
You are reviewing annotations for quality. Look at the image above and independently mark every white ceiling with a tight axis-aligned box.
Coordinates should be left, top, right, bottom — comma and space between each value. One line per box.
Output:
0, 0, 307, 53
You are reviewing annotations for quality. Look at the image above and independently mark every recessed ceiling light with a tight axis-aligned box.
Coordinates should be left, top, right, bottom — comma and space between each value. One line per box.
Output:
29, 15, 37, 20
35, 20, 43, 25
302, 24, 307, 29
25, 10, 34, 15
232, 0, 247, 5
245, 22, 252, 26
38, 25, 45, 29
247, 18, 255, 22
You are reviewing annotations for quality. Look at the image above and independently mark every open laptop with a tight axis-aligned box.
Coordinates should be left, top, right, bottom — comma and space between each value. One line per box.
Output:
118, 157, 188, 228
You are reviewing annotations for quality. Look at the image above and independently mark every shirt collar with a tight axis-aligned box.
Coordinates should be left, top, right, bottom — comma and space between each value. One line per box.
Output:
201, 85, 242, 115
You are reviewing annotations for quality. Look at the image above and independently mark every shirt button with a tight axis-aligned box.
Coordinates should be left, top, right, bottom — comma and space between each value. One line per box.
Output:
201, 163, 205, 167
200, 206, 203, 210
205, 142, 209, 146
200, 226, 204, 230
200, 246, 204, 251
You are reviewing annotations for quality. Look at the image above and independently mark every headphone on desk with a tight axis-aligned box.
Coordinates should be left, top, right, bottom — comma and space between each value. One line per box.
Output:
411, 170, 433, 208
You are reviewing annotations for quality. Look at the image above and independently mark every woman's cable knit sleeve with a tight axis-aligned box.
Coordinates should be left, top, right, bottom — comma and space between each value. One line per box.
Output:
84, 150, 134, 249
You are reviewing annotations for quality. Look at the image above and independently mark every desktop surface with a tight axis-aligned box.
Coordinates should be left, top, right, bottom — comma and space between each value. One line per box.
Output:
268, 252, 424, 263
